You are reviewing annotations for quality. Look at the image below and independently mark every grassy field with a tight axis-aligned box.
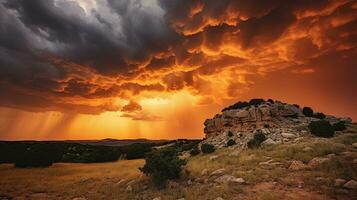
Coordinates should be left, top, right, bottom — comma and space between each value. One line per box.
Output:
0, 160, 144, 200
1, 125, 357, 200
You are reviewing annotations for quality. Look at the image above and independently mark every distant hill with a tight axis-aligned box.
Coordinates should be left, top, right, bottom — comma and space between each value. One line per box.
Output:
64, 138, 170, 147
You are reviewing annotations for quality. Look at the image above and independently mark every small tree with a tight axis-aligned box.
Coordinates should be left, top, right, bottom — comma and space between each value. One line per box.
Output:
313, 112, 326, 119
333, 121, 346, 131
227, 131, 234, 137
140, 148, 186, 188
227, 139, 236, 146
189, 146, 200, 156
308, 120, 334, 137
201, 143, 215, 154
302, 107, 314, 117
247, 132, 266, 149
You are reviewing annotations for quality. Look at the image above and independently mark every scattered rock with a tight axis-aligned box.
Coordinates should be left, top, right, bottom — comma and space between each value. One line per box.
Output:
125, 185, 132, 192
327, 153, 336, 158
232, 177, 245, 184
210, 168, 225, 176
72, 198, 87, 200
259, 159, 273, 165
261, 138, 277, 146
201, 168, 209, 176
116, 179, 127, 185
187, 180, 193, 185
352, 143, 357, 148
308, 157, 330, 169
289, 160, 308, 170
343, 180, 357, 189
152, 197, 161, 200
334, 179, 347, 187
282, 133, 297, 139
210, 155, 219, 161
214, 175, 244, 184
177, 198, 185, 200
214, 197, 224, 200
214, 175, 236, 183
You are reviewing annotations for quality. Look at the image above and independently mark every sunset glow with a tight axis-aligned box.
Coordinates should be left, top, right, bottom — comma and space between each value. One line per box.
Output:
0, 0, 356, 140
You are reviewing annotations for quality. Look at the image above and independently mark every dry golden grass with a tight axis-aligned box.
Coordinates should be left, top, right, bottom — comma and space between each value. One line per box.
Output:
0, 160, 144, 200
1, 128, 356, 200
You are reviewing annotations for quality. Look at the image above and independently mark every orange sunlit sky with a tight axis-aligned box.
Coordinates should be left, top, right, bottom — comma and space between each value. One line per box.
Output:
0, 0, 356, 140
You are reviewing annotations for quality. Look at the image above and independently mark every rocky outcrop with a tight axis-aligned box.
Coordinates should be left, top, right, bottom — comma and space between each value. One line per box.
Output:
203, 99, 351, 148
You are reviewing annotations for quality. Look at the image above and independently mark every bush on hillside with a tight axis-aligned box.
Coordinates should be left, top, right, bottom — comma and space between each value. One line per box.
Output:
227, 131, 234, 137
308, 120, 334, 138
313, 112, 326, 119
227, 139, 236, 146
292, 104, 300, 108
140, 148, 186, 188
249, 98, 265, 106
189, 147, 200, 156
201, 143, 215, 154
302, 107, 314, 117
333, 121, 346, 131
247, 132, 266, 149
267, 99, 274, 104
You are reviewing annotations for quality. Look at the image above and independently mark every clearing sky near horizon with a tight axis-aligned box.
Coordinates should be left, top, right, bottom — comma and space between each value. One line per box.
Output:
0, 0, 356, 140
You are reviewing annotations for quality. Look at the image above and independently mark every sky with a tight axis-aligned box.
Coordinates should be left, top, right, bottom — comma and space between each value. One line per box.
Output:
0, 0, 356, 140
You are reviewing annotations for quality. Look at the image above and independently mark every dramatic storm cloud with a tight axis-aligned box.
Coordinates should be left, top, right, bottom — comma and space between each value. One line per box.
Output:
0, 0, 356, 139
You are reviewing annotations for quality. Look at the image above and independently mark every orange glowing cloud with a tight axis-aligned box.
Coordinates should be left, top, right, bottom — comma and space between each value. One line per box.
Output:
0, 0, 356, 139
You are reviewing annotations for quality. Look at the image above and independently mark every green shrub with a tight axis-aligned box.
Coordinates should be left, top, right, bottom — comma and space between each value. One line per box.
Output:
308, 120, 334, 137
249, 98, 265, 106
313, 112, 326, 119
189, 147, 200, 156
201, 143, 215, 154
222, 101, 249, 112
302, 107, 314, 117
227, 131, 234, 137
267, 99, 274, 104
140, 148, 186, 188
227, 139, 236, 146
333, 121, 346, 131
247, 132, 266, 149
293, 104, 300, 108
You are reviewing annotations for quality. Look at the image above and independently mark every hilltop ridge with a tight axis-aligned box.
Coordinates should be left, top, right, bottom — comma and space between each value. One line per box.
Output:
203, 98, 352, 148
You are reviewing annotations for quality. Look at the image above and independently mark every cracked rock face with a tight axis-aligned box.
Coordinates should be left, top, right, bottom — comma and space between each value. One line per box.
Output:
202, 100, 349, 149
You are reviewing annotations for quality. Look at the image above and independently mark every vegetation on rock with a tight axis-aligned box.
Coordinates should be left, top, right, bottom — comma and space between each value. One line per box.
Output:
247, 132, 267, 149
227, 131, 234, 137
227, 139, 236, 146
189, 146, 200, 156
313, 112, 326, 119
201, 143, 215, 154
302, 107, 314, 117
333, 121, 346, 131
221, 98, 266, 112
308, 120, 334, 137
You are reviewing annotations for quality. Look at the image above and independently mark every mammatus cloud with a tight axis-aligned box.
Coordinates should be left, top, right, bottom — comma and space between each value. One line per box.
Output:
0, 0, 356, 120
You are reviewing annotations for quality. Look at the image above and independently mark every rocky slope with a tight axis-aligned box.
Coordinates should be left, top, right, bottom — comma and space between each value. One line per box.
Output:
203, 99, 352, 148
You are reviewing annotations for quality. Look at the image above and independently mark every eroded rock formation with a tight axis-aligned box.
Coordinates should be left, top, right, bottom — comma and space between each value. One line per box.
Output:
203, 99, 352, 148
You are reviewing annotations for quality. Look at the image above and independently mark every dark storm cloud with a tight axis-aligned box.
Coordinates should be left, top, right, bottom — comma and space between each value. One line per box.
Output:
0, 0, 356, 115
